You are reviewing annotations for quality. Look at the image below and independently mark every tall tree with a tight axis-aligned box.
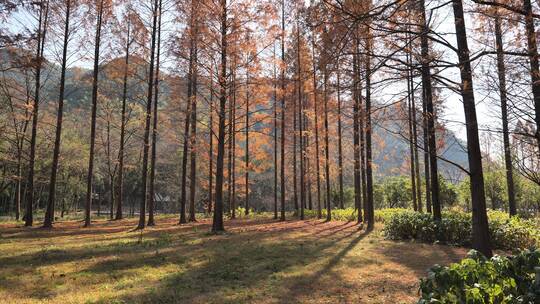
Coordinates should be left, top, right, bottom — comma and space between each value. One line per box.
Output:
451, 0, 492, 257
84, 0, 105, 227
493, 11, 516, 216
26, 0, 50, 227
148, 0, 162, 226
188, 0, 198, 223
279, 0, 286, 221
44, 0, 72, 228
137, 0, 160, 229
115, 10, 133, 221
212, 0, 227, 232
418, 0, 440, 219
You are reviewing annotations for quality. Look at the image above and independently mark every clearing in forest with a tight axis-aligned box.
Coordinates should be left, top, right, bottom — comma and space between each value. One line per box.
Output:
0, 216, 467, 303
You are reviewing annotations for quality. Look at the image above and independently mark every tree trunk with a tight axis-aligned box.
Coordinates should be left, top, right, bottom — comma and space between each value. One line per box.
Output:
148, 0, 162, 227
523, 0, 540, 153
336, 56, 344, 210
312, 36, 322, 219
84, 0, 104, 228
419, 0, 440, 219
352, 41, 362, 223
188, 2, 198, 223
212, 0, 227, 232
208, 66, 214, 214
451, 0, 492, 257
44, 0, 71, 228
115, 17, 130, 221
406, 43, 418, 212
137, 0, 160, 230
26, 0, 49, 227
279, 0, 286, 221
365, 33, 374, 230
273, 45, 279, 220
245, 70, 250, 215
297, 23, 305, 219
493, 13, 516, 216
323, 70, 331, 221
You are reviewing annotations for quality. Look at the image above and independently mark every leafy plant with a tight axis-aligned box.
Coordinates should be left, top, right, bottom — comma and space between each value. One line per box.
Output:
418, 249, 540, 303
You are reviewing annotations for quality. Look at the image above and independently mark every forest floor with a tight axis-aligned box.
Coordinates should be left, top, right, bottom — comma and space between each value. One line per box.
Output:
0, 215, 467, 304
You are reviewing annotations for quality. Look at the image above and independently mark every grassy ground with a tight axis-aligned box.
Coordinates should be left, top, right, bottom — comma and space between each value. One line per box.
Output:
0, 215, 467, 304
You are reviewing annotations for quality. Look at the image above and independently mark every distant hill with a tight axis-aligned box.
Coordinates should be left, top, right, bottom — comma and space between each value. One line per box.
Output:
1, 47, 469, 181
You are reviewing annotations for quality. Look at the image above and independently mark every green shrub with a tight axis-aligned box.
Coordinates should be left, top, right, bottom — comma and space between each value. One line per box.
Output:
303, 208, 358, 221
383, 210, 540, 250
418, 249, 540, 303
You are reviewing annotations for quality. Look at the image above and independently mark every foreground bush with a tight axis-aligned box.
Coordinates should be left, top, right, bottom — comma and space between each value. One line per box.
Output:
418, 249, 540, 303
383, 210, 540, 250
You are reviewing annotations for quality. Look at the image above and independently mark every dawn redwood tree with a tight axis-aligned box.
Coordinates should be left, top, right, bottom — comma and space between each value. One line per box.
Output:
187, 0, 199, 223
84, 0, 105, 228
44, 0, 72, 228
451, 0, 492, 257
279, 0, 286, 221
148, 0, 162, 227
418, 0, 440, 218
364, 23, 374, 230
26, 0, 50, 227
212, 0, 227, 232
137, 0, 160, 230
115, 10, 133, 221
493, 10, 516, 216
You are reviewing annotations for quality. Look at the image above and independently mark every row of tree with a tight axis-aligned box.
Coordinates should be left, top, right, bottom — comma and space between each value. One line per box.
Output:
1, 0, 540, 257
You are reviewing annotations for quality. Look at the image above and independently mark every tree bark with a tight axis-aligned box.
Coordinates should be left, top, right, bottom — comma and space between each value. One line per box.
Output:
212, 0, 227, 232
419, 0, 440, 219
523, 0, 540, 153
84, 0, 104, 228
115, 16, 131, 220
44, 0, 71, 228
26, 0, 49, 227
451, 0, 492, 257
188, 2, 198, 223
280, 0, 286, 221
148, 0, 162, 226
493, 13, 516, 216
137, 0, 160, 230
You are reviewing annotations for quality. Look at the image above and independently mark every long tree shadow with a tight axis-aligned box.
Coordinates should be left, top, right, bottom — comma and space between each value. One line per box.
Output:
92, 221, 365, 303
276, 229, 371, 303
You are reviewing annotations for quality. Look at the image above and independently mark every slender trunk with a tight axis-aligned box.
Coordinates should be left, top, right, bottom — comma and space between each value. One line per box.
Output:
312, 36, 322, 219
148, 0, 162, 226
365, 32, 374, 229
323, 71, 331, 221
406, 43, 418, 212
137, 0, 159, 229
336, 57, 344, 210
273, 45, 278, 219
188, 5, 198, 223
115, 17, 131, 221
44, 0, 71, 228
26, 0, 49, 227
493, 14, 516, 216
523, 0, 540, 152
452, 0, 492, 257
208, 67, 214, 214
419, 0, 440, 219
84, 0, 104, 227
179, 23, 194, 224
212, 0, 227, 232
280, 0, 286, 221
229, 64, 236, 218
352, 42, 362, 223
293, 69, 298, 214
297, 24, 305, 219
245, 70, 250, 215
